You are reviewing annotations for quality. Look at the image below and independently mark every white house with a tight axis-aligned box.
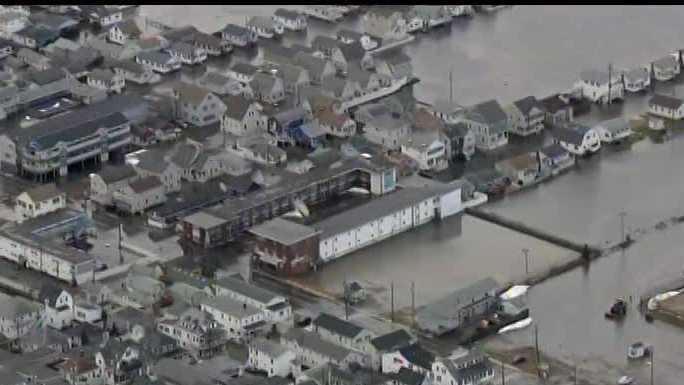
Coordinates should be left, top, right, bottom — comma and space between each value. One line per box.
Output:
247, 16, 283, 39
622, 67, 650, 93
167, 41, 207, 65
87, 68, 125, 94
575, 69, 624, 104
248, 338, 297, 377
382, 343, 435, 375
136, 50, 181, 74
273, 8, 307, 31
15, 183, 66, 222
505, 96, 546, 136
107, 19, 141, 45
212, 274, 292, 323
174, 82, 227, 126
281, 328, 368, 370
111, 175, 167, 215
431, 349, 494, 385
221, 95, 267, 136
0, 291, 42, 340
400, 130, 448, 171
648, 94, 684, 130
593, 117, 632, 144
199, 296, 265, 342
157, 308, 226, 358
651, 55, 680, 82
462, 100, 509, 151
551, 122, 601, 156
39, 285, 103, 330
312, 313, 376, 354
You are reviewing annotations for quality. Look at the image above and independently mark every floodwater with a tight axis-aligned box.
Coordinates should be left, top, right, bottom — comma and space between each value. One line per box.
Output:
143, 5, 684, 383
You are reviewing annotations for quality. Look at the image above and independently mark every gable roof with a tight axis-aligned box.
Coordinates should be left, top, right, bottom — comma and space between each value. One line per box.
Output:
294, 52, 332, 76
649, 93, 684, 110
579, 69, 610, 85
230, 61, 258, 76
38, 283, 67, 307
312, 35, 342, 52
283, 328, 355, 361
223, 94, 255, 120
21, 183, 63, 202
213, 274, 281, 305
221, 23, 251, 37
540, 143, 569, 159
136, 50, 174, 65
551, 124, 586, 145
540, 93, 571, 113
398, 344, 435, 371
128, 175, 163, 193
512, 95, 545, 115
96, 164, 137, 184
175, 82, 214, 106
370, 329, 414, 351
313, 313, 364, 338
274, 8, 303, 20
468, 99, 507, 125
113, 19, 141, 38
249, 217, 319, 245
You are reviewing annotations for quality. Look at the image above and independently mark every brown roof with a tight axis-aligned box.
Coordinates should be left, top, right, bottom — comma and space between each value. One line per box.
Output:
414, 107, 444, 132
497, 153, 538, 170
22, 183, 63, 202
63, 356, 98, 374
315, 105, 351, 129
175, 82, 213, 106
129, 175, 163, 193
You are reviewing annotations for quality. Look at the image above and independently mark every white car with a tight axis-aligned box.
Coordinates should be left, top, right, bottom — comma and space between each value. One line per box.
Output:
617, 376, 634, 385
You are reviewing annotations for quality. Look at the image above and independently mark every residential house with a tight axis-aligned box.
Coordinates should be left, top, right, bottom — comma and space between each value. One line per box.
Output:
400, 130, 448, 171
540, 93, 574, 125
623, 67, 650, 92
87, 68, 125, 93
275, 62, 310, 94
442, 122, 475, 161
39, 284, 102, 330
312, 35, 349, 73
157, 308, 226, 358
12, 25, 59, 49
359, 103, 412, 150
136, 50, 181, 74
112, 175, 167, 215
221, 94, 267, 136
383, 343, 435, 375
29, 12, 78, 35
82, 5, 125, 27
321, 76, 360, 101
94, 338, 147, 385
462, 100, 509, 151
416, 278, 500, 337
86, 36, 140, 61
314, 105, 356, 138
63, 353, 102, 385
574, 69, 624, 104
261, 42, 299, 66
226, 61, 258, 83
167, 41, 207, 65
431, 349, 495, 385
130, 148, 183, 193
220, 24, 257, 47
539, 143, 574, 176
386, 368, 429, 385
212, 274, 292, 323
339, 42, 375, 70
551, 121, 601, 156
348, 64, 390, 96
0, 291, 42, 340
648, 93, 684, 130
109, 59, 160, 84
16, 47, 52, 71
15, 183, 66, 222
89, 164, 139, 206
362, 7, 409, 42
0, 85, 18, 121
593, 117, 632, 143
294, 52, 336, 85
108, 19, 142, 45
195, 71, 244, 96
116, 273, 166, 309
247, 16, 283, 39
188, 31, 229, 56
281, 328, 368, 370
199, 296, 266, 342
494, 152, 544, 188
249, 338, 297, 377
375, 50, 413, 81
312, 313, 376, 356
251, 72, 285, 105
651, 55, 680, 81
229, 138, 287, 166
273, 8, 307, 31
0, 11, 28, 37
505, 95, 546, 136
368, 329, 416, 371
173, 82, 227, 126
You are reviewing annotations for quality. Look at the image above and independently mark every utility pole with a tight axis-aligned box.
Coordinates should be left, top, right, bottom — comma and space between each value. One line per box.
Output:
390, 281, 394, 322
411, 281, 415, 327
534, 324, 540, 371
500, 361, 505, 385
449, 68, 453, 105
619, 211, 627, 243
522, 248, 530, 277
651, 345, 654, 385
574, 362, 578, 385
608, 62, 613, 104
343, 280, 350, 320
118, 223, 123, 265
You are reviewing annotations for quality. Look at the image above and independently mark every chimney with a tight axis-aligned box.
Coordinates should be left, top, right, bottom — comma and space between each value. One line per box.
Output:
243, 303, 247, 311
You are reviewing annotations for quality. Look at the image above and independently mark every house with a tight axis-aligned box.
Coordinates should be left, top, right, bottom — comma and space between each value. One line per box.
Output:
314, 105, 356, 138
375, 50, 413, 81
416, 277, 500, 337
321, 76, 360, 101
112, 175, 167, 215
230, 138, 287, 166
386, 368, 429, 385
15, 183, 66, 222
109, 59, 160, 84
400, 130, 448, 171
136, 50, 181, 74
251, 72, 285, 105
574, 69, 624, 104
82, 5, 126, 27
312, 35, 348, 73
651, 55, 680, 82
108, 19, 141, 45
16, 47, 52, 70
294, 52, 336, 85
199, 296, 266, 342
275, 62, 310, 94
443, 122, 475, 161
29, 12, 78, 35
167, 41, 207, 65
362, 7, 409, 42
623, 67, 650, 92
273, 8, 307, 31
87, 68, 125, 93
594, 117, 632, 143
173, 82, 227, 126
0, 11, 27, 36
115, 273, 167, 309
212, 274, 292, 323
89, 164, 139, 207
348, 64, 388, 95
226, 61, 258, 83
0, 291, 42, 340
261, 41, 299, 66
248, 338, 297, 377
168, 142, 236, 182
462, 100, 509, 151
85, 36, 140, 61
221, 94, 267, 136
188, 31, 229, 56
339, 42, 375, 70
281, 328, 369, 370
12, 25, 59, 49
312, 313, 376, 354
247, 16, 283, 39
539, 143, 574, 176
431, 349, 495, 385
494, 152, 544, 188
505, 96, 546, 136
63, 353, 102, 385
648, 94, 684, 130
551, 121, 601, 156
368, 329, 416, 371
221, 23, 258, 47
130, 148, 183, 193
540, 93, 574, 125
157, 308, 226, 358
195, 71, 243, 96
382, 343, 435, 375
359, 103, 412, 150
39, 284, 102, 329
249, 217, 321, 275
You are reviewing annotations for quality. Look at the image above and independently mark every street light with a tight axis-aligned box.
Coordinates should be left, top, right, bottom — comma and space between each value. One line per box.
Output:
522, 248, 530, 277
619, 211, 627, 243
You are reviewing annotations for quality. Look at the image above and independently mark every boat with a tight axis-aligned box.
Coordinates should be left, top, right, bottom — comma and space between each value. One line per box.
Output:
605, 298, 627, 320
303, 5, 344, 22
627, 342, 651, 360
617, 376, 634, 385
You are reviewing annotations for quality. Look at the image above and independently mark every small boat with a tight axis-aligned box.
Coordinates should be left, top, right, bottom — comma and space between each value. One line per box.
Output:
627, 342, 651, 360
605, 298, 627, 320
617, 375, 634, 385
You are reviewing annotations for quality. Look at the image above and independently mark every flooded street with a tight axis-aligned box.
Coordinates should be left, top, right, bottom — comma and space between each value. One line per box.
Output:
142, 4, 684, 383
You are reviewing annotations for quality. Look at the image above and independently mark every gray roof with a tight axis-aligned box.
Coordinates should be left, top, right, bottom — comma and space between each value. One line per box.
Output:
294, 52, 331, 77
213, 274, 281, 305
397, 343, 435, 371
168, 41, 197, 57
653, 55, 677, 69
38, 282, 65, 307
313, 313, 365, 339
89, 68, 115, 82
108, 58, 146, 75
283, 328, 355, 361
594, 117, 629, 134
387, 368, 426, 385
624, 67, 649, 81
113, 19, 141, 37
540, 143, 569, 159
137, 50, 174, 65
370, 329, 414, 351
252, 338, 292, 358
230, 61, 258, 76
579, 69, 610, 85
26, 67, 66, 85
22, 183, 63, 202
314, 185, 460, 238
252, 72, 279, 92
649, 94, 684, 110
221, 23, 251, 37
468, 99, 508, 125
248, 16, 275, 31
551, 122, 591, 145
444, 122, 470, 138
177, 211, 227, 229
249, 217, 320, 245
338, 42, 366, 61
337, 29, 364, 41
512, 95, 545, 115
223, 94, 254, 120
274, 8, 303, 20
170, 142, 202, 169
0, 291, 40, 318
129, 175, 163, 193
417, 277, 499, 323
15, 25, 58, 47
201, 295, 261, 317
312, 35, 341, 52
